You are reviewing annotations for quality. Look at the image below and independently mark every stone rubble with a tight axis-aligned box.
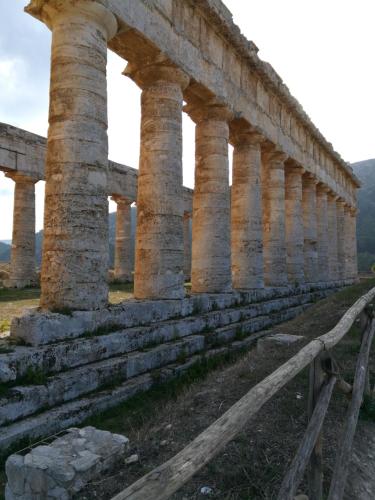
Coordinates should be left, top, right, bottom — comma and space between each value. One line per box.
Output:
5, 427, 129, 500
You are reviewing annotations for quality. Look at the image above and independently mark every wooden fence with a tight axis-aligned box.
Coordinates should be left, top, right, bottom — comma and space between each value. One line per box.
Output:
112, 287, 375, 500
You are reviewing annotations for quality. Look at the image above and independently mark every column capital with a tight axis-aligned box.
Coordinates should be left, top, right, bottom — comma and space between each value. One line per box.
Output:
336, 197, 346, 207
184, 99, 233, 124
111, 195, 132, 206
124, 58, 190, 91
5, 172, 38, 184
285, 163, 305, 176
302, 172, 319, 187
327, 190, 339, 201
230, 128, 265, 147
316, 182, 331, 194
262, 146, 288, 166
26, 0, 118, 39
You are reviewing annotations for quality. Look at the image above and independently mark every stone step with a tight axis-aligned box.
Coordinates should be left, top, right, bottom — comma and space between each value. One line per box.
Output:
0, 332, 267, 453
0, 289, 330, 383
10, 282, 346, 346
0, 297, 320, 453
0, 336, 205, 427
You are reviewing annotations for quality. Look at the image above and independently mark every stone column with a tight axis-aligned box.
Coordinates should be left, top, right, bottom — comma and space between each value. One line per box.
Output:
327, 192, 339, 281
336, 199, 346, 280
27, 0, 118, 311
183, 212, 192, 281
231, 129, 264, 289
343, 205, 352, 279
302, 174, 318, 282
125, 61, 189, 299
285, 164, 305, 284
185, 101, 232, 293
112, 196, 133, 282
5, 173, 37, 288
347, 207, 358, 279
316, 184, 329, 282
261, 149, 288, 286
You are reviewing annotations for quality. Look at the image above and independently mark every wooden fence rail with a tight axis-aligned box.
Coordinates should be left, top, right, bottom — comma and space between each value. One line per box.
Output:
112, 287, 375, 500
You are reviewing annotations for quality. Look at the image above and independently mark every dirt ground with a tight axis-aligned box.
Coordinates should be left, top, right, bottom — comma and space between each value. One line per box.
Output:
72, 278, 375, 500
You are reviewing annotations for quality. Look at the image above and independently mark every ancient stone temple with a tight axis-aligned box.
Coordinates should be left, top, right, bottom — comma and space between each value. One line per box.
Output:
0, 0, 359, 452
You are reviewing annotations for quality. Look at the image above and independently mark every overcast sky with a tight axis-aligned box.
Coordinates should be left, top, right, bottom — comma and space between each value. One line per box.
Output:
0, 0, 374, 240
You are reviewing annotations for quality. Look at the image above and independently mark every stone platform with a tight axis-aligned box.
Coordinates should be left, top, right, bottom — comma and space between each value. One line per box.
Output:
0, 282, 350, 454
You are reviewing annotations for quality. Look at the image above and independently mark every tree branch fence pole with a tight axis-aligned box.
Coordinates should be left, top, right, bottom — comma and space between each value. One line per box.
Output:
327, 318, 375, 500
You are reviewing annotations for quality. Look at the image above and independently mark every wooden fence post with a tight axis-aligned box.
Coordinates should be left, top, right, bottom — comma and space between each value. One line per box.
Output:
307, 354, 326, 500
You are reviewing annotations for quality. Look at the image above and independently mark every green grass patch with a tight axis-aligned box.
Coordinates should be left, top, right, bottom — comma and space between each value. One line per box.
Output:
0, 287, 41, 303
0, 320, 10, 334
0, 367, 48, 398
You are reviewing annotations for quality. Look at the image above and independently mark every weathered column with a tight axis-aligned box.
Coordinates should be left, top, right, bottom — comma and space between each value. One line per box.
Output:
347, 207, 358, 279
316, 184, 329, 282
343, 205, 352, 279
231, 128, 264, 289
285, 164, 305, 284
26, 0, 118, 310
112, 196, 133, 282
327, 192, 339, 281
336, 199, 346, 280
185, 101, 232, 293
183, 212, 192, 281
125, 61, 189, 299
302, 174, 318, 282
261, 149, 288, 286
5, 173, 37, 288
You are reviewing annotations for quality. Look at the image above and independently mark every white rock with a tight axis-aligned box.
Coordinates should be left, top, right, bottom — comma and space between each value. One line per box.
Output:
125, 454, 139, 465
200, 486, 214, 496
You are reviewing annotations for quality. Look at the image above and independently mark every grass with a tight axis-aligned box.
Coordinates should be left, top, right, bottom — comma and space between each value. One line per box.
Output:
83, 349, 244, 434
0, 367, 48, 398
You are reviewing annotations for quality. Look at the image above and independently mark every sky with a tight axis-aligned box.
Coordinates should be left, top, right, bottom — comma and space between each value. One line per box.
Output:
0, 0, 374, 240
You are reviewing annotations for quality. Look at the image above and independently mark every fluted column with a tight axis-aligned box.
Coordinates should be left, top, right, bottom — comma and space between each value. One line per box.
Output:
336, 199, 346, 279
302, 174, 318, 282
261, 149, 288, 286
183, 212, 192, 281
231, 129, 264, 289
125, 61, 189, 299
185, 101, 232, 293
112, 196, 133, 282
285, 164, 305, 284
28, 0, 118, 310
327, 192, 339, 281
316, 184, 329, 282
5, 173, 37, 288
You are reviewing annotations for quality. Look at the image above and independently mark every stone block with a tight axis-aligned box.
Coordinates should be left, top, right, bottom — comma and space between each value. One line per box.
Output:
257, 333, 304, 354
5, 427, 129, 499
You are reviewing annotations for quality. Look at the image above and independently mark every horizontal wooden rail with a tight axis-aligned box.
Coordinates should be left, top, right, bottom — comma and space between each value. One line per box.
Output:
112, 287, 375, 500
